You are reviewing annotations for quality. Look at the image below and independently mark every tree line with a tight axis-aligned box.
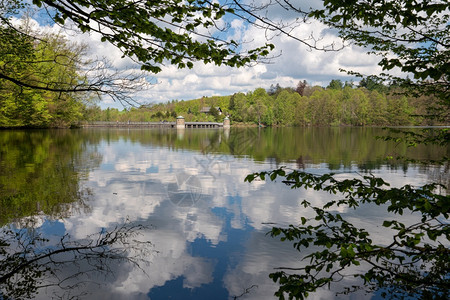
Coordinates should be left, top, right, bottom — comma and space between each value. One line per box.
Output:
82, 79, 441, 127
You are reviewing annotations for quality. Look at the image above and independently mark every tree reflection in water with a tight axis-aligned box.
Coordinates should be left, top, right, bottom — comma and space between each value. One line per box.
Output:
0, 221, 155, 299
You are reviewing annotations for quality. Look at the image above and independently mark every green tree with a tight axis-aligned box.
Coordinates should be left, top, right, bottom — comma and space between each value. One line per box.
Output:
360, 77, 388, 93
387, 95, 413, 126
345, 87, 369, 126
228, 94, 236, 112
262, 107, 274, 126
208, 106, 220, 121
229, 92, 247, 122
253, 98, 267, 125
250, 88, 270, 125
294, 95, 309, 126
273, 90, 297, 125
307, 90, 338, 126
367, 90, 388, 125
327, 79, 343, 90
0, 29, 86, 127
81, 105, 102, 121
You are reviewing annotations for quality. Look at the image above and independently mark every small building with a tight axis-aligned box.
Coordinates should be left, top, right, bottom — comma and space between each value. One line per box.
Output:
200, 107, 222, 115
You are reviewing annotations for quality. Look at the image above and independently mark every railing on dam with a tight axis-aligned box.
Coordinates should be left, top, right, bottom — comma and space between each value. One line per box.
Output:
80, 121, 224, 128
185, 122, 223, 128
81, 121, 175, 127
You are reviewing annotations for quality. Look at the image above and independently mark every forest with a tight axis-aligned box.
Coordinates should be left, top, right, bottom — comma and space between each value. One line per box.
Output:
82, 79, 441, 127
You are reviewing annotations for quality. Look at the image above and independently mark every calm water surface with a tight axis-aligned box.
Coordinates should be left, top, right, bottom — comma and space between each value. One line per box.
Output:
0, 128, 447, 299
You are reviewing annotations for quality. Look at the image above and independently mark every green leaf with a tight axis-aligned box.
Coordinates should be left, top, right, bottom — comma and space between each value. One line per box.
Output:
382, 220, 393, 227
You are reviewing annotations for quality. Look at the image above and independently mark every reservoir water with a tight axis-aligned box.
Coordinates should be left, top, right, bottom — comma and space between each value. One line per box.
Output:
0, 127, 447, 299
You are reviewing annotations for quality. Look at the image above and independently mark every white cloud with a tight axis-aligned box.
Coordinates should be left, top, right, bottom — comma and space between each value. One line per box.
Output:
129, 16, 382, 106
21, 4, 383, 108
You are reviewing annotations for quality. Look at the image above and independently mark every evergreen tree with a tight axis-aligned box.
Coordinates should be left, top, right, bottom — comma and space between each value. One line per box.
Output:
327, 79, 343, 90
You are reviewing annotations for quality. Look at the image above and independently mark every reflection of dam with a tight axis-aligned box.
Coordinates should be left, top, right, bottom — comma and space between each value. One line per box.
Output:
81, 121, 225, 128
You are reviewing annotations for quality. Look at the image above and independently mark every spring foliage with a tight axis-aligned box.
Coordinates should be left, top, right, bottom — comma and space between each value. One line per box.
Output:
0, 28, 87, 127
82, 84, 442, 127
245, 168, 449, 299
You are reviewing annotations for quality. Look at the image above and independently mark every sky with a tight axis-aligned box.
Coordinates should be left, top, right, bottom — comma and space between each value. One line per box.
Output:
21, 1, 384, 109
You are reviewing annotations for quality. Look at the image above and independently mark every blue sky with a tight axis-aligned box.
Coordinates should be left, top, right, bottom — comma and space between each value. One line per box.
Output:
16, 1, 383, 109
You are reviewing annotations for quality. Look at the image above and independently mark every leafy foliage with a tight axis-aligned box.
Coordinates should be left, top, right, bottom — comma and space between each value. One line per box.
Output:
30, 0, 274, 73
245, 168, 449, 299
0, 27, 88, 127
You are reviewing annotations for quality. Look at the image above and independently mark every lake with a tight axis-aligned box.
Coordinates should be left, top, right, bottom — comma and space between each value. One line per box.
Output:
0, 127, 447, 299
